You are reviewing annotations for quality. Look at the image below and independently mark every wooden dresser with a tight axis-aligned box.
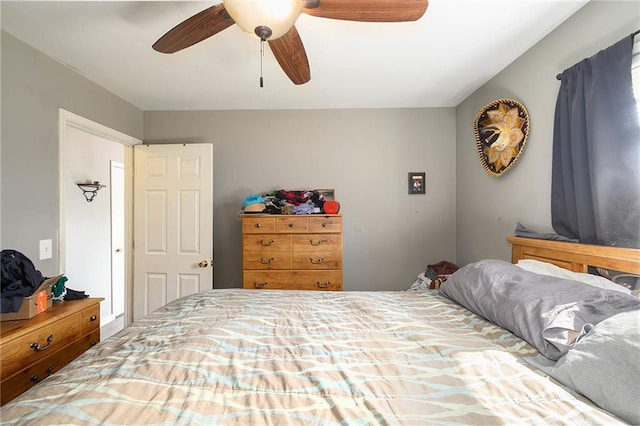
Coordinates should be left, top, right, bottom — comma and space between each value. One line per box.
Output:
0, 298, 102, 405
242, 214, 343, 291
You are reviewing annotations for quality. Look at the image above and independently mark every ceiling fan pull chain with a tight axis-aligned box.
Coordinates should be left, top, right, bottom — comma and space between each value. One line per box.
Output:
254, 25, 272, 88
260, 39, 265, 88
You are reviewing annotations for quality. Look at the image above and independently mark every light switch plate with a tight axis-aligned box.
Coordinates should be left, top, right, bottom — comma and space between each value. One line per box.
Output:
39, 239, 52, 260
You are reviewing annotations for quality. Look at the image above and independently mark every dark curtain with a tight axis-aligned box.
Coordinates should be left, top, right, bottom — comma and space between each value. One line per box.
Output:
552, 33, 640, 248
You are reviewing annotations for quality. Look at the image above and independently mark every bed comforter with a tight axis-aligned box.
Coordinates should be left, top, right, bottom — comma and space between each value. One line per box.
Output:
0, 289, 624, 425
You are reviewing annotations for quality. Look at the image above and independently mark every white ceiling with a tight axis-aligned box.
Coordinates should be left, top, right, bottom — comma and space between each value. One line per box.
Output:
1, 0, 588, 111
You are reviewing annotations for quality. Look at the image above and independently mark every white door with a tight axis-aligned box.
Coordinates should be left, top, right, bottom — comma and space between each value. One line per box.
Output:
111, 161, 125, 318
133, 143, 213, 321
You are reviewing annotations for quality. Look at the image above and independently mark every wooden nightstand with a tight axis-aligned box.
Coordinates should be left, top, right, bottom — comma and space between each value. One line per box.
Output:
242, 214, 343, 291
0, 297, 103, 405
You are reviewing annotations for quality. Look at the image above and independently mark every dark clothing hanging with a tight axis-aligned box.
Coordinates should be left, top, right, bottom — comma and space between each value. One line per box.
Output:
551, 33, 640, 248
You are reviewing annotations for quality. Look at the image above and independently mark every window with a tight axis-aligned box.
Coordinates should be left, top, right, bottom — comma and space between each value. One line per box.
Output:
551, 34, 640, 247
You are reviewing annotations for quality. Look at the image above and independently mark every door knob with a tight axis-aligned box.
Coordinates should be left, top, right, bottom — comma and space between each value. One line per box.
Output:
199, 260, 208, 268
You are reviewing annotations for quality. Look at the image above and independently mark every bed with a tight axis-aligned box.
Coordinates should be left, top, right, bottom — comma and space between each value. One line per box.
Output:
1, 236, 638, 425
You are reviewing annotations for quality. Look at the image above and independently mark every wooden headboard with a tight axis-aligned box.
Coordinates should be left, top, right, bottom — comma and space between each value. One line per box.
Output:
507, 236, 640, 275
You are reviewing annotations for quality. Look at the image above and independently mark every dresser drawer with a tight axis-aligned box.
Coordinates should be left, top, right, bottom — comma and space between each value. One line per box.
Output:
81, 303, 101, 335
243, 252, 292, 270
243, 271, 342, 291
0, 330, 99, 406
292, 252, 342, 270
292, 234, 342, 251
308, 216, 342, 233
275, 216, 308, 233
242, 217, 275, 234
0, 312, 82, 380
242, 234, 291, 252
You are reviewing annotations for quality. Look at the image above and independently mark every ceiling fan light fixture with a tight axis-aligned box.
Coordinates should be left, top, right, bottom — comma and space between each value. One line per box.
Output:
223, 0, 302, 40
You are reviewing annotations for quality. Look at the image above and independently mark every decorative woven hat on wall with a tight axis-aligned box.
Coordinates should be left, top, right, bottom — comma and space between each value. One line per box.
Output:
473, 98, 530, 177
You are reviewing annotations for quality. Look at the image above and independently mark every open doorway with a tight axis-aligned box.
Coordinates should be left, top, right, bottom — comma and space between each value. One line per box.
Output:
59, 110, 141, 338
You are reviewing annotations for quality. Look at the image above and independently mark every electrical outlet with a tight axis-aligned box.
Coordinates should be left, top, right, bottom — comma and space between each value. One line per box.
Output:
39, 239, 52, 260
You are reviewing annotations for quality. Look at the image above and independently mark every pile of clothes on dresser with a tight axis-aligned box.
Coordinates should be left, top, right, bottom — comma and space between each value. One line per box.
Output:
0, 249, 46, 313
1, 249, 89, 313
243, 189, 329, 215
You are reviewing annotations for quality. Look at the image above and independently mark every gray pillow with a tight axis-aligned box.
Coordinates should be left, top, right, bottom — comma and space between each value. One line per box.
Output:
439, 259, 640, 360
547, 311, 640, 424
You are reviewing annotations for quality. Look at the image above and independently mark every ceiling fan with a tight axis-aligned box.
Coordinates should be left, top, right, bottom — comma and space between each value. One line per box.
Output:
153, 0, 429, 85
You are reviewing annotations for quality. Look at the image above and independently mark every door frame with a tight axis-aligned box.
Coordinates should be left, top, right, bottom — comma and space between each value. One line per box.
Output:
110, 160, 126, 318
58, 109, 141, 326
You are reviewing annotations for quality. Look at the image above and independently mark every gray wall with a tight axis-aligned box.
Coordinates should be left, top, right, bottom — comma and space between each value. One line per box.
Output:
455, 1, 640, 266
1, 27, 456, 291
1, 32, 143, 276
4, 0, 635, 289
143, 108, 457, 290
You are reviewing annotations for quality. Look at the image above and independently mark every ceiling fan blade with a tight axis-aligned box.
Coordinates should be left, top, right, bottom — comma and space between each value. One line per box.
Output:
268, 26, 311, 85
153, 4, 235, 53
302, 0, 428, 22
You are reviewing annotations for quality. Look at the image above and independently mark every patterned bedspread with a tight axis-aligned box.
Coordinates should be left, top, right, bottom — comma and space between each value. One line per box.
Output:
0, 290, 623, 425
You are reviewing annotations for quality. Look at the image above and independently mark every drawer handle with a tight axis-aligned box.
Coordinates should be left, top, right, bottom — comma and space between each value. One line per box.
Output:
288, 223, 295, 228
259, 239, 275, 246
255, 223, 262, 228
310, 239, 326, 246
316, 281, 331, 288
30, 365, 54, 383
30, 334, 54, 352
322, 223, 328, 228
260, 257, 275, 264
253, 282, 268, 289
310, 256, 325, 264
90, 315, 97, 322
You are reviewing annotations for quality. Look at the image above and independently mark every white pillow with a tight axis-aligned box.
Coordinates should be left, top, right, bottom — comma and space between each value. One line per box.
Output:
516, 259, 631, 294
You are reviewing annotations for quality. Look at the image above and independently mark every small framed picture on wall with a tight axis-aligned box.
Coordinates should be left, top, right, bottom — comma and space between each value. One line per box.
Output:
408, 172, 425, 195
